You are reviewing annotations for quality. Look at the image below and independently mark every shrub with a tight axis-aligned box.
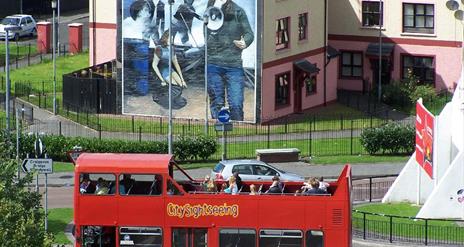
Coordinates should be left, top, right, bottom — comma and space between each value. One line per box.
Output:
409, 85, 437, 104
8, 134, 217, 162
360, 123, 415, 155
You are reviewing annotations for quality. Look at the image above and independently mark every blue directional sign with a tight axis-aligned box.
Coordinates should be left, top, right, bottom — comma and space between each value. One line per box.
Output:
218, 108, 230, 123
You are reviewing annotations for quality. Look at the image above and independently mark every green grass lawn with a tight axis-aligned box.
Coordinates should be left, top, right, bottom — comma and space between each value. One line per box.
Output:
311, 154, 409, 164
54, 161, 75, 173
48, 208, 73, 244
353, 203, 464, 242
0, 52, 88, 93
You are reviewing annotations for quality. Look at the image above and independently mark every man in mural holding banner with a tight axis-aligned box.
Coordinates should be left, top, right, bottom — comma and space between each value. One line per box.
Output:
206, 0, 254, 121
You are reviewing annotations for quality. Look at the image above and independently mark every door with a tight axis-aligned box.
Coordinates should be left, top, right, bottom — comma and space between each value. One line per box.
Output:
371, 58, 391, 88
172, 228, 208, 247
293, 71, 303, 113
252, 164, 278, 181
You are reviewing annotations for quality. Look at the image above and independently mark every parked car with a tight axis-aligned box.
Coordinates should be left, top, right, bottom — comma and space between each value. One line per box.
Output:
0, 15, 37, 40
211, 160, 305, 182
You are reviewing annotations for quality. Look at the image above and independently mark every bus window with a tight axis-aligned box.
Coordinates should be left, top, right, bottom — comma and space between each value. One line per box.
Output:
259, 229, 303, 247
172, 228, 207, 247
79, 173, 116, 195
119, 174, 163, 196
219, 229, 256, 247
119, 227, 162, 246
306, 230, 324, 247
81, 225, 116, 246
167, 179, 184, 196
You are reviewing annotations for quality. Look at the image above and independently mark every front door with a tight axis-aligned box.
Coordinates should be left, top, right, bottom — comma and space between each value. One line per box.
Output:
172, 228, 208, 247
371, 58, 391, 89
293, 69, 304, 113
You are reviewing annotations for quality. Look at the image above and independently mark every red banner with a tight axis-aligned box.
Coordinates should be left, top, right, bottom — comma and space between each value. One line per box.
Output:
415, 101, 434, 179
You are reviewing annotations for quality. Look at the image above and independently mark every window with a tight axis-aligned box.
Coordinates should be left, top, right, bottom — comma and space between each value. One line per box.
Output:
119, 174, 162, 196
298, 13, 308, 40
232, 165, 253, 175
253, 165, 277, 176
340, 51, 363, 78
259, 229, 303, 247
120, 227, 162, 247
305, 75, 317, 95
403, 3, 434, 34
220, 229, 256, 247
275, 72, 290, 107
167, 179, 184, 196
276, 17, 290, 50
402, 55, 434, 85
362, 1, 383, 27
306, 230, 324, 247
79, 173, 116, 195
173, 228, 207, 247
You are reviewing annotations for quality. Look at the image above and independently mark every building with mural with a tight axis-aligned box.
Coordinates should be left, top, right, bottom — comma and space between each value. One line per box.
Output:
88, 0, 461, 123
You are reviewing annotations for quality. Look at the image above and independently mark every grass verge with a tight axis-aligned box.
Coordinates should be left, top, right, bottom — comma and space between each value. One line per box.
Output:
48, 208, 73, 245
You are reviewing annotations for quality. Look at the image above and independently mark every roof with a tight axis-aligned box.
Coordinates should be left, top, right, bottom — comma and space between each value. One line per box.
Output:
219, 159, 266, 165
75, 153, 173, 173
294, 59, 320, 74
366, 43, 395, 57
9, 15, 33, 18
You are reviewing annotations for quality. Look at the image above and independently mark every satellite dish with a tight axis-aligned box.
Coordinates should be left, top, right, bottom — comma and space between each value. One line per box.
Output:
455, 10, 464, 21
447, 0, 460, 11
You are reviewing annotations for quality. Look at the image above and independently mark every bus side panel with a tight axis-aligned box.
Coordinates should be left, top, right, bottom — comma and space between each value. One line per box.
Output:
77, 196, 118, 226
325, 201, 350, 247
304, 199, 327, 229
117, 196, 165, 227
258, 196, 306, 229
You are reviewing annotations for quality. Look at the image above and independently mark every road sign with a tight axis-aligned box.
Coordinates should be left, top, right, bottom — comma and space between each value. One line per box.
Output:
214, 122, 233, 131
22, 158, 53, 174
217, 108, 230, 123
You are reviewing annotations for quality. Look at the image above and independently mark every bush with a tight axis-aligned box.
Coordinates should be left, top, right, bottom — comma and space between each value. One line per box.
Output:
4, 132, 217, 162
360, 123, 415, 155
409, 85, 437, 104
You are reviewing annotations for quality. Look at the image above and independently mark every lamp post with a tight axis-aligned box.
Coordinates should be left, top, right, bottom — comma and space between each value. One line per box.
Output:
4, 26, 21, 131
51, 0, 57, 115
16, 108, 24, 179
168, 0, 174, 154
204, 13, 209, 135
378, 0, 383, 102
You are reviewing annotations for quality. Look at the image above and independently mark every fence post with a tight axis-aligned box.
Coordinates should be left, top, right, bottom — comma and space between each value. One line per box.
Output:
425, 219, 428, 246
350, 120, 354, 155
31, 107, 33, 120
267, 124, 270, 149
42, 81, 45, 96
28, 44, 31, 66
340, 114, 344, 130
59, 121, 62, 136
139, 126, 142, 142
131, 116, 135, 133
389, 216, 393, 243
370, 115, 373, 128
77, 107, 80, 122
369, 177, 373, 202
159, 118, 163, 134
99, 124, 102, 140
309, 120, 312, 157
363, 212, 366, 240
38, 94, 41, 108
188, 118, 191, 131
285, 117, 288, 134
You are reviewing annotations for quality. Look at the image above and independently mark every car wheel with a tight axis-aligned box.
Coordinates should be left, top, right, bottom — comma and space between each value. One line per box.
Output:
31, 28, 37, 37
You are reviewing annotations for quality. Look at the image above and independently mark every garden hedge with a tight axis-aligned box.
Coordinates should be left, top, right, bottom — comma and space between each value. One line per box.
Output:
360, 123, 415, 155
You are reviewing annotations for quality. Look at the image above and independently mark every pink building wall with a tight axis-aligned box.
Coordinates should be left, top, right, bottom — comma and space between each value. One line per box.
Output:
89, 25, 117, 66
261, 49, 337, 121
329, 38, 462, 92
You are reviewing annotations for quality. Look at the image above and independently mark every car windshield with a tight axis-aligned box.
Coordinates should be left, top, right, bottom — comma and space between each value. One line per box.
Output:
1, 18, 20, 25
265, 163, 286, 174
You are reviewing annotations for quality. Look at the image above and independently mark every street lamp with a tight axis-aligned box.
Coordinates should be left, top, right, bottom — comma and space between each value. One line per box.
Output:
203, 12, 209, 134
51, 0, 57, 115
4, 26, 21, 131
16, 108, 25, 179
168, 0, 174, 154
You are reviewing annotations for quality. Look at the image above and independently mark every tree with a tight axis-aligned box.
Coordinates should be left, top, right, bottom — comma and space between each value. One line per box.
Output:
0, 141, 52, 246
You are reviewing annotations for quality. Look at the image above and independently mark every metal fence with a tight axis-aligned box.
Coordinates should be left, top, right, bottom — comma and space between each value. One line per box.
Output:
352, 175, 396, 202
353, 210, 464, 246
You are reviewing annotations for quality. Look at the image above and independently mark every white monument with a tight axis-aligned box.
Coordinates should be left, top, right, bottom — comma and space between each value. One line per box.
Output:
382, 68, 464, 219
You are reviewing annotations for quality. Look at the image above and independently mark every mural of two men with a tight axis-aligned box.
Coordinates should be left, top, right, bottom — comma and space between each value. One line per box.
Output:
122, 0, 256, 122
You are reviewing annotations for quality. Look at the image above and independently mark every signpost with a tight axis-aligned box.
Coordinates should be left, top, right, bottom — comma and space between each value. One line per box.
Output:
216, 108, 233, 161
22, 155, 53, 232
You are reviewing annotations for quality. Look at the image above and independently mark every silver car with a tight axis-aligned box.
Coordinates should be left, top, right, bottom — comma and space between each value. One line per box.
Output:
211, 160, 304, 182
0, 15, 37, 40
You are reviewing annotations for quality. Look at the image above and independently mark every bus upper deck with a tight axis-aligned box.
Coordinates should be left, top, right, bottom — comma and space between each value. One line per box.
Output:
74, 153, 351, 247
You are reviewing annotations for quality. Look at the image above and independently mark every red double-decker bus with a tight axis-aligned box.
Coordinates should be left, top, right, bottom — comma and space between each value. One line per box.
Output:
74, 153, 352, 247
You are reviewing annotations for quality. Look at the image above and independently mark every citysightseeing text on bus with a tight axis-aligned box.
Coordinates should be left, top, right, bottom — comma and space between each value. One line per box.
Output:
167, 203, 239, 219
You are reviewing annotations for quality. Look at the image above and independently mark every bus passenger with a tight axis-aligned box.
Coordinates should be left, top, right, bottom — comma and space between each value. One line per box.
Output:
220, 183, 227, 193
249, 184, 257, 195
319, 176, 330, 193
206, 179, 217, 193
224, 176, 238, 195
202, 175, 211, 190
266, 176, 282, 194
304, 178, 327, 195
120, 174, 136, 195
95, 178, 110, 195
233, 172, 243, 191
79, 174, 91, 194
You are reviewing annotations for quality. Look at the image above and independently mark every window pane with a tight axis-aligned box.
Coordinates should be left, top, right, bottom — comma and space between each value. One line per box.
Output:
220, 229, 256, 247
119, 174, 162, 195
306, 230, 324, 247
404, 4, 414, 15
80, 173, 116, 195
404, 16, 414, 27
416, 5, 425, 15
415, 16, 425, 27
426, 5, 434, 15
172, 229, 188, 247
260, 230, 302, 247
120, 227, 162, 247
423, 58, 433, 68
353, 54, 362, 66
425, 17, 434, 28
193, 229, 207, 247
342, 53, 351, 65
342, 67, 352, 76
353, 67, 362, 77
232, 165, 253, 175
425, 69, 434, 81
403, 57, 413, 67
